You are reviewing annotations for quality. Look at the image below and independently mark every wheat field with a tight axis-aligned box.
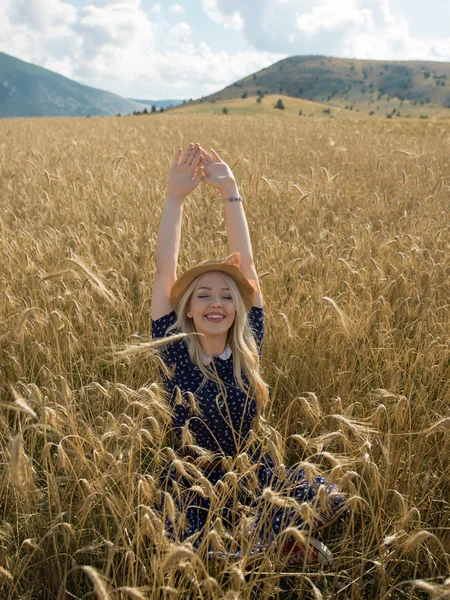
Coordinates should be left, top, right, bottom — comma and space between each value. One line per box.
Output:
0, 112, 449, 599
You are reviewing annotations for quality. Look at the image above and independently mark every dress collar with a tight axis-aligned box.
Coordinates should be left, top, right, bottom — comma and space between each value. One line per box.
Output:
201, 343, 232, 365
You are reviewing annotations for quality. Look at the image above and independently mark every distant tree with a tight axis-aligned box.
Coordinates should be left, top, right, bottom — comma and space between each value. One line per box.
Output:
151, 105, 156, 113
369, 110, 375, 115
223, 107, 228, 114
323, 108, 331, 114
274, 99, 285, 110
256, 89, 265, 98
116, 113, 121, 117
298, 109, 303, 116
159, 107, 164, 112
143, 108, 148, 114
241, 91, 248, 99
256, 97, 262, 104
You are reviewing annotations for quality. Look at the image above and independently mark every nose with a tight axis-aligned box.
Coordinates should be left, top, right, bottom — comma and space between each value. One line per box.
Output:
210, 297, 223, 307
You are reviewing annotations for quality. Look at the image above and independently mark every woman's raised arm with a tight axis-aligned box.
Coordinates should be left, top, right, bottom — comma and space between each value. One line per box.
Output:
151, 143, 203, 320
199, 147, 263, 309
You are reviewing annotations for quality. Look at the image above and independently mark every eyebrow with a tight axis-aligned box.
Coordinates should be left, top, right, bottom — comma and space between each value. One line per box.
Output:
197, 286, 230, 291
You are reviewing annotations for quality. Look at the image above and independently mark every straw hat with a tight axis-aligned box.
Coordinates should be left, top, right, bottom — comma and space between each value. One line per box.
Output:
170, 252, 259, 314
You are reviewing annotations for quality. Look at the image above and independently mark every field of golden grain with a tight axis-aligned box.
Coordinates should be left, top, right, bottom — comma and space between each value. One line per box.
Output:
0, 113, 449, 599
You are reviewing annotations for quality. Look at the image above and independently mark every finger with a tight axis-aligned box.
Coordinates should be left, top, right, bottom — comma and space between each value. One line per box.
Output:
181, 143, 194, 163
191, 148, 203, 170
200, 149, 213, 163
171, 147, 182, 166
188, 145, 201, 166
192, 165, 205, 185
210, 148, 222, 162
185, 143, 199, 165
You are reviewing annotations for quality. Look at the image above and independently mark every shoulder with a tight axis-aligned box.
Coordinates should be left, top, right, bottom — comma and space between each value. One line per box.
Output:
248, 305, 264, 327
247, 305, 265, 350
151, 310, 190, 369
151, 310, 178, 336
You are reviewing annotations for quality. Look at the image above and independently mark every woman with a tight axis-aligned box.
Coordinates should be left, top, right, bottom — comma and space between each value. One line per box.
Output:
151, 142, 348, 565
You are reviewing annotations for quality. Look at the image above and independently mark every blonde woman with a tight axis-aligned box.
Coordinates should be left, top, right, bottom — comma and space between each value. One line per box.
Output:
151, 143, 348, 564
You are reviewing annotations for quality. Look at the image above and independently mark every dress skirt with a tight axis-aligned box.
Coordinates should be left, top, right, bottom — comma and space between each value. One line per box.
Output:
158, 448, 349, 552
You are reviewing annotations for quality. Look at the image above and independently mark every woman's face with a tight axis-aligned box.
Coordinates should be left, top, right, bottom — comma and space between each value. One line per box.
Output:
187, 271, 236, 335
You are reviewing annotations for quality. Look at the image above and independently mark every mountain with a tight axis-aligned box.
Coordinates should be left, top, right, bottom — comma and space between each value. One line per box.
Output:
130, 99, 184, 109
198, 55, 450, 117
0, 52, 148, 118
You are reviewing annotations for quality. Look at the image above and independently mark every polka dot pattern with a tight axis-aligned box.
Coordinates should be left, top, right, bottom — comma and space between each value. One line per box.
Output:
151, 306, 264, 456
151, 306, 348, 548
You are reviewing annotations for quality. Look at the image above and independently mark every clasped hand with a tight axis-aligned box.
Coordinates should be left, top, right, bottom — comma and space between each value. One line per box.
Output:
167, 142, 236, 201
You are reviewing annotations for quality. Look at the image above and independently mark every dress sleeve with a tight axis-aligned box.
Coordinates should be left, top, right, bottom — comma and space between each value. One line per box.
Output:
247, 306, 264, 355
151, 311, 187, 373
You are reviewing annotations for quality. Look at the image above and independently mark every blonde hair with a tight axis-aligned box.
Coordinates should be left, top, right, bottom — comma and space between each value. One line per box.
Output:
161, 272, 270, 419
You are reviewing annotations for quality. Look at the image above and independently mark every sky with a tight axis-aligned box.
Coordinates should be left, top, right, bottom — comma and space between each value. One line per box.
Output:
1, 0, 450, 100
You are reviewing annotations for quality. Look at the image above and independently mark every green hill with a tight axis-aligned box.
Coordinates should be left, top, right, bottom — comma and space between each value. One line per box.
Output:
0, 52, 147, 118
200, 55, 450, 117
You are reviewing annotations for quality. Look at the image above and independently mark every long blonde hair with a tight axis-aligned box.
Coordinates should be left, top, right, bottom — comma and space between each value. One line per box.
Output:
161, 272, 270, 418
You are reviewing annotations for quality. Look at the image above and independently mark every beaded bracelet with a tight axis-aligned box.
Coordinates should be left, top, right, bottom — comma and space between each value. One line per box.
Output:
223, 196, 243, 203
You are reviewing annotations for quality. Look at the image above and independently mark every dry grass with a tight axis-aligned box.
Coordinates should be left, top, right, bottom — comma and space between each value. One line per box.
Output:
171, 93, 450, 119
0, 112, 449, 599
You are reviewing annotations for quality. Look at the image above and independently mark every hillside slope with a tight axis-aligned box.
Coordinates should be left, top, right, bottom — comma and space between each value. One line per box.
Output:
171, 93, 358, 118
0, 52, 146, 118
202, 55, 450, 117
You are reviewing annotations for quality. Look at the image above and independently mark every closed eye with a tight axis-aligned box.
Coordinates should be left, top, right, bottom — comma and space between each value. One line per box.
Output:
198, 296, 232, 299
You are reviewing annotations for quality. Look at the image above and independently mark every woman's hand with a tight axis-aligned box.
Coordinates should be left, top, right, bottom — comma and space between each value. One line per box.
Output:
167, 143, 204, 202
199, 147, 240, 199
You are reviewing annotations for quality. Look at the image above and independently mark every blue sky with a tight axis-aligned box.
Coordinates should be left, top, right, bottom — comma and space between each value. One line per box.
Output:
1, 0, 450, 100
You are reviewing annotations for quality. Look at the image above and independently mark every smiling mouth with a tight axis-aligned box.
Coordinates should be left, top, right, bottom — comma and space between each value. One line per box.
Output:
204, 315, 225, 322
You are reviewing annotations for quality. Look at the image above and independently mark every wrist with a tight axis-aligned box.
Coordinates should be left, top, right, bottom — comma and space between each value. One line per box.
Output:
219, 182, 239, 200
166, 192, 186, 204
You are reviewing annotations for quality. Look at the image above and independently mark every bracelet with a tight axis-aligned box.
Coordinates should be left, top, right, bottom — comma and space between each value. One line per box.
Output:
223, 196, 243, 203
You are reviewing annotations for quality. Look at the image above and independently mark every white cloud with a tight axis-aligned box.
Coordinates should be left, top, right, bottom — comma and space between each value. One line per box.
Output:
0, 0, 282, 99
202, 0, 450, 61
169, 21, 193, 53
9, 0, 77, 33
2, 0, 450, 104
201, 0, 243, 31
75, 2, 155, 59
296, 1, 374, 35
169, 3, 185, 14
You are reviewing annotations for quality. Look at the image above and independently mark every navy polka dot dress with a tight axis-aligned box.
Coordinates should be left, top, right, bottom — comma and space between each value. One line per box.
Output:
151, 306, 348, 549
